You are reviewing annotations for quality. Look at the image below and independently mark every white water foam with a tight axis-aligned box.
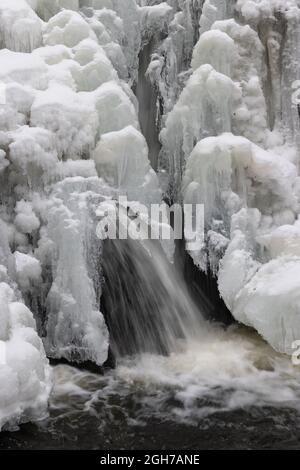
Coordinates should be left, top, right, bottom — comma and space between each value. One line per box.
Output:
49, 324, 300, 428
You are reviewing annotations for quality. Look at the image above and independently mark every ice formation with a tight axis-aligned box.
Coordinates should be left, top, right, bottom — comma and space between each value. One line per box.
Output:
1, 0, 300, 431
0, 226, 51, 431
169, 0, 300, 355
0, 0, 163, 430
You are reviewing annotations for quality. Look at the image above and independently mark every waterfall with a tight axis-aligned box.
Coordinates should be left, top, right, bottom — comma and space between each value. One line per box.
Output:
101, 238, 205, 358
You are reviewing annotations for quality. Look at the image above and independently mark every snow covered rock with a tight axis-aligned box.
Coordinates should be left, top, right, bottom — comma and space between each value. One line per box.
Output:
233, 256, 300, 354
92, 81, 139, 135
161, 65, 240, 193
93, 125, 161, 204
0, 0, 42, 53
31, 84, 99, 158
14, 200, 41, 235
43, 10, 94, 48
8, 126, 58, 189
0, 49, 48, 89
14, 252, 42, 290
0, 279, 51, 431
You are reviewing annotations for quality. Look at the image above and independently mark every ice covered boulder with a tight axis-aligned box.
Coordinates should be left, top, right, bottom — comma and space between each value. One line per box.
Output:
209, 19, 265, 81
0, 49, 48, 90
183, 133, 299, 269
258, 223, 300, 259
92, 81, 139, 135
8, 126, 58, 189
191, 19, 268, 146
0, 0, 42, 53
233, 256, 300, 354
84, 8, 127, 79
0, 282, 51, 431
31, 84, 99, 158
93, 125, 161, 204
192, 30, 237, 76
43, 10, 95, 48
42, 13, 118, 89
90, 7, 123, 46
74, 0, 141, 82
72, 39, 117, 91
183, 133, 298, 231
14, 200, 40, 235
0, 80, 37, 133
14, 252, 42, 290
33, 44, 73, 66
4, 83, 35, 117
161, 65, 240, 192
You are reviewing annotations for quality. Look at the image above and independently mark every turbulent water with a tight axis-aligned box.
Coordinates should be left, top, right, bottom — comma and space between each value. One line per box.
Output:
2, 325, 300, 450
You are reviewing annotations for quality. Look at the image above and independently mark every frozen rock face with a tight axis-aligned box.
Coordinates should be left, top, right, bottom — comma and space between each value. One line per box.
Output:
37, 178, 112, 366
183, 133, 298, 267
158, 0, 300, 354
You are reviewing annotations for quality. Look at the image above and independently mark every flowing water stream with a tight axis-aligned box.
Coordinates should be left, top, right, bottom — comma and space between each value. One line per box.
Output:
101, 239, 205, 357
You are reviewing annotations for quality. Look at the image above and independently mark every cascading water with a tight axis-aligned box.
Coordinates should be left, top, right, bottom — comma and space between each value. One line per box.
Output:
101, 238, 205, 358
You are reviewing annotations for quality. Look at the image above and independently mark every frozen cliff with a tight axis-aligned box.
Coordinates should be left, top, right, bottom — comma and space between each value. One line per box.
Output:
0, 0, 161, 429
161, 0, 300, 355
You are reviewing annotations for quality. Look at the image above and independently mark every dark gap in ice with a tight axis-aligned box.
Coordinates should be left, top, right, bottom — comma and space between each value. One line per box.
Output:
175, 238, 234, 326
135, 38, 162, 171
